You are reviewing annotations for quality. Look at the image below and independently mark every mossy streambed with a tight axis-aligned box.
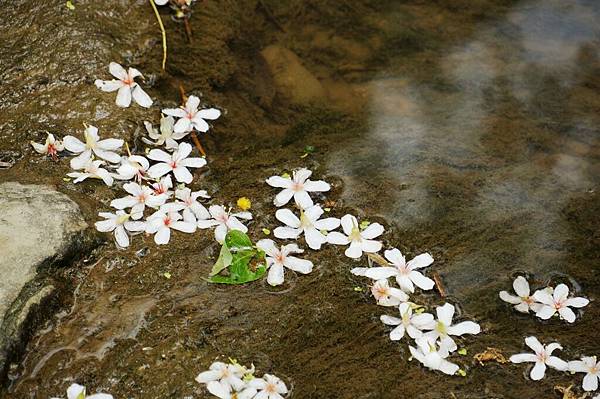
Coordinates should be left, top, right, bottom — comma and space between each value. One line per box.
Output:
1, 0, 600, 398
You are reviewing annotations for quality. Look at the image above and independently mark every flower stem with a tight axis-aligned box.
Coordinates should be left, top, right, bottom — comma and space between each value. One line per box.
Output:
149, 0, 167, 71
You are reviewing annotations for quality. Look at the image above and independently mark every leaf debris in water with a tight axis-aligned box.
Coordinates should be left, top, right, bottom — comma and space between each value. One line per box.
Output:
66, 1, 75, 10
473, 347, 508, 366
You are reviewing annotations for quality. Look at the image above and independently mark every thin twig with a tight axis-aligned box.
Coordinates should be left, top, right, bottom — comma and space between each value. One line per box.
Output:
432, 272, 446, 297
183, 17, 193, 43
149, 0, 168, 71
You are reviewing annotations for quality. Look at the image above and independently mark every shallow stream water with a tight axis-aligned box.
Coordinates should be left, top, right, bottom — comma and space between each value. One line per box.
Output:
1, 0, 599, 398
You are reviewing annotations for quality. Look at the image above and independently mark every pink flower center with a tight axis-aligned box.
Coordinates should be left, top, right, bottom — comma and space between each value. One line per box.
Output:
537, 352, 547, 362
275, 253, 285, 263
553, 300, 564, 310
291, 181, 303, 192
122, 78, 133, 86
265, 383, 277, 394
170, 161, 178, 169
163, 216, 172, 226
48, 144, 57, 155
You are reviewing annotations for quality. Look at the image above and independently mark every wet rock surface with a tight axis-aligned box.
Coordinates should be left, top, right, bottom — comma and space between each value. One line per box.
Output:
0, 182, 88, 382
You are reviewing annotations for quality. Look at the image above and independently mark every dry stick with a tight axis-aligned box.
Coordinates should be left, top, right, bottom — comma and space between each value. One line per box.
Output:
432, 271, 447, 297
149, 0, 167, 71
183, 17, 193, 43
179, 84, 206, 157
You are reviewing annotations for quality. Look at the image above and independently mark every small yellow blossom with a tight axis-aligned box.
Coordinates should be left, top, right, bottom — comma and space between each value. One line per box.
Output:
237, 197, 251, 211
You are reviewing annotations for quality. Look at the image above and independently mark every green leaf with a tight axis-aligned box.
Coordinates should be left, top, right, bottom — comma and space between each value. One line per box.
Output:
210, 241, 233, 276
208, 230, 267, 284
225, 229, 253, 248
66, 0, 75, 10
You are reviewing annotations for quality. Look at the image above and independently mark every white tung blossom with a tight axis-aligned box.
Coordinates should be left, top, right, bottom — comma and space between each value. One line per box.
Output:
569, 356, 600, 392
327, 215, 384, 259
145, 203, 196, 245
110, 182, 167, 218
265, 168, 330, 209
94, 62, 153, 108
351, 248, 434, 293
197, 205, 252, 243
116, 154, 150, 182
147, 142, 206, 184
67, 158, 114, 186
409, 336, 459, 376
533, 283, 589, 323
499, 276, 542, 314
30, 133, 64, 160
143, 115, 186, 151
163, 95, 221, 134
205, 381, 256, 399
256, 239, 314, 286
370, 279, 409, 307
63, 125, 123, 169
248, 374, 289, 399
94, 210, 145, 248
509, 336, 568, 380
424, 303, 481, 353
273, 205, 340, 250
195, 361, 247, 392
380, 302, 435, 340
150, 175, 174, 198
174, 187, 211, 223
50, 383, 113, 399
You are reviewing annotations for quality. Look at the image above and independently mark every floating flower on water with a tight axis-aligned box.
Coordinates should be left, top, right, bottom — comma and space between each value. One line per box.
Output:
247, 374, 289, 399
273, 205, 340, 250
175, 187, 211, 223
370, 279, 409, 307
142, 115, 186, 151
94, 62, 153, 108
51, 383, 113, 399
64, 125, 123, 169
95, 210, 145, 248
499, 276, 542, 314
381, 302, 435, 340
532, 283, 589, 323
424, 303, 481, 353
237, 197, 252, 211
67, 158, 114, 186
195, 361, 247, 392
205, 381, 256, 399
110, 182, 167, 218
351, 248, 434, 293
150, 175, 174, 198
197, 205, 252, 243
147, 142, 206, 184
327, 214, 384, 259
116, 154, 150, 182
409, 336, 459, 375
256, 239, 314, 286
145, 203, 196, 244
30, 133, 64, 160
509, 336, 568, 380
569, 356, 600, 392
163, 95, 221, 134
265, 168, 330, 209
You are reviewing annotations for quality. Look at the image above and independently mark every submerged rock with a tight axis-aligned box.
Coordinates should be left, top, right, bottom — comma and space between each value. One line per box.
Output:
0, 182, 89, 383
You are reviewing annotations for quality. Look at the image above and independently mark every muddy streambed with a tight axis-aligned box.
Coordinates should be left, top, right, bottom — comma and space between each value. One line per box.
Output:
1, 0, 600, 398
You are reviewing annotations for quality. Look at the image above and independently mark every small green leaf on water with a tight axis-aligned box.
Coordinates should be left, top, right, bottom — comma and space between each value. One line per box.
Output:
261, 228, 271, 235
209, 230, 267, 285
281, 172, 290, 179
210, 241, 233, 276
62, 177, 71, 182
66, 0, 75, 10
414, 307, 425, 314
353, 286, 363, 292
163, 272, 171, 279
359, 220, 371, 230
458, 348, 467, 355
324, 207, 331, 212
457, 369, 467, 377
304, 145, 315, 153
243, 373, 254, 382
320, 229, 329, 235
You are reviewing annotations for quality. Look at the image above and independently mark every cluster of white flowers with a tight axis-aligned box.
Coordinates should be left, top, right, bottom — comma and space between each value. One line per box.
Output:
499, 276, 589, 323
196, 361, 288, 399
510, 336, 600, 393
51, 383, 112, 399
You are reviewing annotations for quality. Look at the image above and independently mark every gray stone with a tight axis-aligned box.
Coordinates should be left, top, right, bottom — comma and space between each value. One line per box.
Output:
0, 182, 89, 382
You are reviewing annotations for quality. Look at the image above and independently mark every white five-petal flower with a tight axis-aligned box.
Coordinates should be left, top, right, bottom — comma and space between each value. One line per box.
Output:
110, 182, 167, 218
351, 248, 434, 293
424, 303, 481, 353
30, 133, 64, 160
533, 283, 589, 323
145, 203, 196, 245
163, 95, 221, 134
327, 215, 384, 258
205, 381, 256, 399
569, 356, 600, 392
63, 125, 123, 169
509, 336, 568, 380
370, 279, 409, 307
94, 62, 153, 108
195, 361, 247, 392
116, 155, 150, 182
499, 276, 543, 314
197, 205, 252, 243
381, 302, 435, 340
143, 115, 186, 151
248, 374, 289, 399
175, 187, 211, 223
265, 168, 330, 209
94, 210, 145, 248
150, 175, 174, 198
147, 142, 206, 184
67, 158, 114, 186
273, 205, 340, 250
256, 239, 314, 286
409, 336, 459, 376
57, 383, 113, 399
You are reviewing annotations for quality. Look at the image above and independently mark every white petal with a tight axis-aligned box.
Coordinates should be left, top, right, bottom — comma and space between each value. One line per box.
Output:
274, 188, 294, 207
361, 223, 384, 239
284, 256, 313, 274
109, 62, 128, 80
313, 217, 340, 231
197, 108, 221, 120
352, 266, 397, 280
115, 85, 132, 107
173, 166, 193, 183
535, 305, 556, 320
513, 276, 530, 297
293, 190, 313, 209
267, 264, 285, 286
583, 374, 599, 392
303, 180, 330, 192
275, 208, 301, 228
509, 353, 537, 363
409, 271, 435, 290
67, 384, 86, 399
345, 241, 363, 258
273, 226, 301, 240
148, 148, 172, 163
132, 85, 153, 108
530, 362, 546, 380
558, 307, 576, 323
407, 253, 434, 270
147, 163, 172, 179
360, 239, 382, 254
114, 225, 130, 248
154, 226, 171, 245
340, 214, 357, 235
499, 291, 522, 305
266, 176, 292, 189
447, 321, 480, 336
436, 303, 455, 326
524, 336, 544, 353
304, 227, 327, 250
